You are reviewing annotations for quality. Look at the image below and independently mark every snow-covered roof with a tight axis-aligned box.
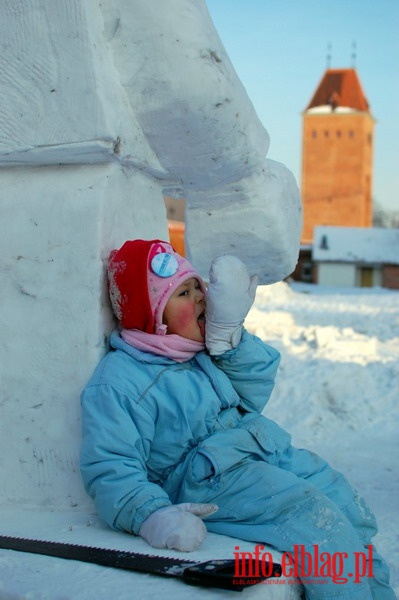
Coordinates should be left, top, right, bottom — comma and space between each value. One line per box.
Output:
313, 226, 399, 265
306, 105, 357, 114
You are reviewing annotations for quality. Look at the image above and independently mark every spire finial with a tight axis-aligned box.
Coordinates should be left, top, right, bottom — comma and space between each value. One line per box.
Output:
326, 42, 332, 69
351, 41, 357, 67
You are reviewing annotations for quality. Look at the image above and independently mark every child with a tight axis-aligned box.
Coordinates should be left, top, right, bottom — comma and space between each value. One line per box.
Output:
80, 239, 395, 599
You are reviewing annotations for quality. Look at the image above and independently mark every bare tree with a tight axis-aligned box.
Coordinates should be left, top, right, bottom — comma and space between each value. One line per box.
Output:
373, 201, 399, 228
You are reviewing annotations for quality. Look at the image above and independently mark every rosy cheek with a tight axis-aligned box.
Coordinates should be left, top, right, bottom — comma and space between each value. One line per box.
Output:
178, 304, 195, 328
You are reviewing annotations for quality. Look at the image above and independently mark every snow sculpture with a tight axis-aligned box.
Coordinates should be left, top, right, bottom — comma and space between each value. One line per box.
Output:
0, 0, 301, 509
100, 1, 302, 281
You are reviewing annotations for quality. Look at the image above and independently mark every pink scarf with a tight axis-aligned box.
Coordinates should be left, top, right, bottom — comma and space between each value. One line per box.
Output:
121, 328, 205, 363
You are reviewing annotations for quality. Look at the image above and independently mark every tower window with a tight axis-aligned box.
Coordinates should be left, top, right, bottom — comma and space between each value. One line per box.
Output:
349, 130, 355, 138
336, 130, 341, 138
324, 130, 329, 138
312, 130, 317, 138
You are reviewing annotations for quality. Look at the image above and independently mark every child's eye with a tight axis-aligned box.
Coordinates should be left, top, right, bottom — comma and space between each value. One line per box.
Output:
179, 290, 189, 297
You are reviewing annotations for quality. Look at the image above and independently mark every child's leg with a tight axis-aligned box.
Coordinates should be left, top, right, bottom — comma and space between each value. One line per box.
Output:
277, 446, 395, 600
182, 456, 373, 599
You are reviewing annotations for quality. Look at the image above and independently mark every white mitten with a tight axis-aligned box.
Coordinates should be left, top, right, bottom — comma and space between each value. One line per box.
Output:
139, 502, 218, 552
205, 255, 258, 355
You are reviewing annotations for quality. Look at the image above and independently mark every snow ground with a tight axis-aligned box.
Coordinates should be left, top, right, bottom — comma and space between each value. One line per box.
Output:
246, 281, 399, 596
0, 282, 398, 599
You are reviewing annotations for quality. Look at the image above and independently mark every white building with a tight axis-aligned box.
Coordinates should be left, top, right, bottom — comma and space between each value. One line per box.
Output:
312, 226, 399, 289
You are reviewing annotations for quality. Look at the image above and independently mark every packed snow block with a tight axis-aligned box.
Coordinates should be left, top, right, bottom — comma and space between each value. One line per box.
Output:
0, 508, 301, 600
100, 0, 302, 282
0, 0, 171, 510
0, 0, 116, 162
0, 0, 169, 177
0, 0, 300, 514
0, 164, 167, 508
185, 160, 301, 282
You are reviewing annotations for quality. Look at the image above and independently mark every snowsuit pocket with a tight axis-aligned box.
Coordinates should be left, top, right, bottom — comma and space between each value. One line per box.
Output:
239, 415, 291, 461
191, 449, 217, 483
164, 414, 292, 501
195, 414, 292, 475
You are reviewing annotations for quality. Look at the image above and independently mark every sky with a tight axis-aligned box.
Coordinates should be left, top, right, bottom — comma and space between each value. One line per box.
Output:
205, 0, 399, 212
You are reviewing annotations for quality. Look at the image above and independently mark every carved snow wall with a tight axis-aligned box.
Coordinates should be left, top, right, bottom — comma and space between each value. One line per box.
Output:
0, 0, 301, 508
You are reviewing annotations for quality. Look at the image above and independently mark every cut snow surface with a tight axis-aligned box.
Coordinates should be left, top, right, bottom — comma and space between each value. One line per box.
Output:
0, 282, 398, 599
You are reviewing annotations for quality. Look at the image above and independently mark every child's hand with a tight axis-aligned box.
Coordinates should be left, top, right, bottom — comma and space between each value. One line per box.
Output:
139, 502, 218, 552
205, 255, 258, 355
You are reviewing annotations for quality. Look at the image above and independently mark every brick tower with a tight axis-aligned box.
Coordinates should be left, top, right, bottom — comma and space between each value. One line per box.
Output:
301, 68, 374, 244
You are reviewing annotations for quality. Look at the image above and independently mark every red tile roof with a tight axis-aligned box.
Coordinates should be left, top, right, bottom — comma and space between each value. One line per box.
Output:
306, 68, 370, 112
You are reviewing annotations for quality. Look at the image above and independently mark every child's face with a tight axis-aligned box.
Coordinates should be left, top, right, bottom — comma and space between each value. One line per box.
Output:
163, 278, 206, 342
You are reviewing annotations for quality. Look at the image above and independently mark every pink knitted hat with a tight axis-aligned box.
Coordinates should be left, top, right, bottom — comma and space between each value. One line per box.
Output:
108, 239, 206, 334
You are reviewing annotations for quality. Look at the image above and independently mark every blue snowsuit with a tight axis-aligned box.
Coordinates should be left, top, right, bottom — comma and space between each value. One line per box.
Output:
80, 329, 394, 600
